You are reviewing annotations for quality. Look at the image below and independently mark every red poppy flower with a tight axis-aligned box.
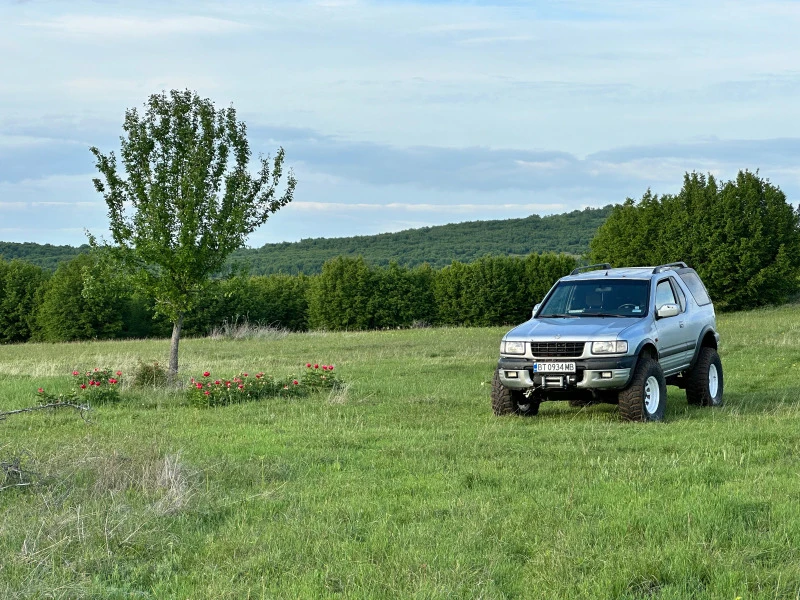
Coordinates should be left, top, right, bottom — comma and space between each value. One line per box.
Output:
72, 371, 79, 376
37, 388, 43, 393
306, 363, 312, 368
196, 383, 203, 389
204, 390, 210, 396
238, 384, 244, 390
80, 384, 87, 389
314, 364, 319, 369
116, 371, 122, 376
215, 380, 221, 385
293, 380, 299, 385
203, 371, 210, 377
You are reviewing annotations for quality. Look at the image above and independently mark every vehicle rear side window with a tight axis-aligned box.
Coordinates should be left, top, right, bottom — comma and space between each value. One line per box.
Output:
679, 271, 712, 306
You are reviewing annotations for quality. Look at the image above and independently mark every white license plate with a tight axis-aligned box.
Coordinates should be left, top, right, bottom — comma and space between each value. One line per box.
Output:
533, 362, 576, 373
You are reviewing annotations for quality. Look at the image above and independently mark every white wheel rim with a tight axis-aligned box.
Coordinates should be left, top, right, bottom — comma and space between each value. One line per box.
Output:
644, 375, 660, 414
708, 364, 719, 398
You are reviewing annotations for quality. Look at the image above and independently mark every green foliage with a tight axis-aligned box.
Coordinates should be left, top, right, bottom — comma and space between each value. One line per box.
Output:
0, 242, 86, 272
186, 364, 341, 407
228, 206, 611, 274
37, 367, 123, 405
308, 256, 376, 330
131, 360, 169, 388
35, 253, 127, 342
591, 171, 800, 311
0, 259, 48, 343
90, 89, 296, 373
0, 206, 611, 276
433, 253, 577, 326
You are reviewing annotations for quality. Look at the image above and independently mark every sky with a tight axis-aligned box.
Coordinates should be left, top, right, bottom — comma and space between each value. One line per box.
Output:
2, 0, 800, 247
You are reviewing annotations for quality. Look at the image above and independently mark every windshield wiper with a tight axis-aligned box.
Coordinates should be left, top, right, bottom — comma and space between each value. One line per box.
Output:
581, 312, 621, 318
538, 313, 574, 318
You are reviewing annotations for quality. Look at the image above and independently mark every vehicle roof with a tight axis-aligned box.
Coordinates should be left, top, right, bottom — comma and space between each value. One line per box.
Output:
562, 267, 673, 281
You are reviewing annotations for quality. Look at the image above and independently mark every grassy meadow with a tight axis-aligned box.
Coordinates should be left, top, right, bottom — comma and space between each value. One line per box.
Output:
1, 305, 800, 598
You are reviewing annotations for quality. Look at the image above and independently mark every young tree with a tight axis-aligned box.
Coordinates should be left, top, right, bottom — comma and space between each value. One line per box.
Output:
91, 89, 296, 377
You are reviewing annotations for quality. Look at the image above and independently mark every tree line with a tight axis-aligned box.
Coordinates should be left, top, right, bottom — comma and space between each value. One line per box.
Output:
0, 252, 577, 343
590, 170, 800, 311
0, 207, 611, 274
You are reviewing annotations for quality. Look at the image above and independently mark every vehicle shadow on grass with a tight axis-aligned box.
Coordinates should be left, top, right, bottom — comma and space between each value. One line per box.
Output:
520, 387, 800, 423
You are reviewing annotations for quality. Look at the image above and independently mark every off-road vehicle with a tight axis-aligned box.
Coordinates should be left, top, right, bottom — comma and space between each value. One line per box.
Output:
492, 262, 723, 421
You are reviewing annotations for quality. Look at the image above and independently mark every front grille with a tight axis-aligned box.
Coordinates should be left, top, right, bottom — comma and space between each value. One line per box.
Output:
530, 341, 585, 358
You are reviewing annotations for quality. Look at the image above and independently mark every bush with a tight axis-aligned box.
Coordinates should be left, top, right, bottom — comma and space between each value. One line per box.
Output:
186, 363, 341, 407
131, 360, 168, 388
37, 368, 123, 405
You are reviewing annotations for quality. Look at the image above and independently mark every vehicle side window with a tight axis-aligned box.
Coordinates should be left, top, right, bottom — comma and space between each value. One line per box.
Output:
671, 278, 686, 312
655, 279, 677, 309
679, 270, 712, 305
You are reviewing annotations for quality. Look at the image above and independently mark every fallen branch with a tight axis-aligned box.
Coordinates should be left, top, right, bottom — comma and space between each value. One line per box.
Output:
0, 402, 91, 423
0, 453, 39, 491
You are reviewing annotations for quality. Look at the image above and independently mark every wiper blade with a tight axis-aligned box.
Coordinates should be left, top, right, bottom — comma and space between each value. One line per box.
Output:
581, 312, 620, 318
538, 313, 573, 318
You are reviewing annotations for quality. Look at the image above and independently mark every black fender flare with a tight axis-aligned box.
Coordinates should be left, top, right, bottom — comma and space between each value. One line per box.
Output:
688, 326, 719, 369
625, 339, 660, 387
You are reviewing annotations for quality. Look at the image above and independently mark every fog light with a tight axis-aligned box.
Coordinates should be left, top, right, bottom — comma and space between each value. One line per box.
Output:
505, 371, 519, 379
600, 371, 612, 379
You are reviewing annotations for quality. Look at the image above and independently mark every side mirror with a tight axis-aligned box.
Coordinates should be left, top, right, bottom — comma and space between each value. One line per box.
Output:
532, 303, 541, 317
656, 303, 680, 319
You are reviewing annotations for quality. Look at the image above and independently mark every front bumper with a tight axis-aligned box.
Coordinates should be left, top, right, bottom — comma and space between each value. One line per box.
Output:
497, 355, 635, 390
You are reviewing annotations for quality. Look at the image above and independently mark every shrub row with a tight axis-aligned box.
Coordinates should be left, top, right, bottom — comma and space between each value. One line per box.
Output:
0, 252, 577, 342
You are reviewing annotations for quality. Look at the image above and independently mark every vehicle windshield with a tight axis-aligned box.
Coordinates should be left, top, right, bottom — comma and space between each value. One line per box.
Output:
537, 279, 649, 318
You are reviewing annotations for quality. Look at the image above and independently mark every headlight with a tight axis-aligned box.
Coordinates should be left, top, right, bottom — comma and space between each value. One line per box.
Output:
502, 340, 526, 355
591, 341, 628, 354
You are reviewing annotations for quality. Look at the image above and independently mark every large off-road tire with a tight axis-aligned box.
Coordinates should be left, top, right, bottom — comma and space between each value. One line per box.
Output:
686, 347, 724, 407
491, 369, 540, 416
618, 358, 667, 422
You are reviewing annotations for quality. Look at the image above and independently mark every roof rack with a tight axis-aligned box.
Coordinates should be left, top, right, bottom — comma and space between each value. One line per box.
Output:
652, 262, 688, 274
570, 263, 612, 276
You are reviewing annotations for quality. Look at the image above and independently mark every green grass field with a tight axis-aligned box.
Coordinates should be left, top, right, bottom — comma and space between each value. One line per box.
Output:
1, 305, 799, 599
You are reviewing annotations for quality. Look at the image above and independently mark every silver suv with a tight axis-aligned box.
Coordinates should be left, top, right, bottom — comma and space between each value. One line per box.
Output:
492, 262, 723, 421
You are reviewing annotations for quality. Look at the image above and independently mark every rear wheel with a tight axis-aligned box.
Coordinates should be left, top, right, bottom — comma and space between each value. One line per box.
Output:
686, 347, 724, 407
491, 369, 539, 416
618, 358, 666, 422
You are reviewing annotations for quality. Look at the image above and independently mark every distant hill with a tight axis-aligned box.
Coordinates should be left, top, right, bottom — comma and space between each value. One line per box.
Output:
229, 206, 613, 274
0, 206, 612, 274
0, 242, 88, 271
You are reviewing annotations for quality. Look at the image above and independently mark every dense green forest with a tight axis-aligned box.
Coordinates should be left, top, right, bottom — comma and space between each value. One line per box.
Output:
230, 206, 611, 274
0, 207, 611, 274
0, 242, 87, 271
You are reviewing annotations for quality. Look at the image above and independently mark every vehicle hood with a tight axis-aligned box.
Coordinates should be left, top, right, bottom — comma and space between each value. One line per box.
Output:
504, 317, 640, 341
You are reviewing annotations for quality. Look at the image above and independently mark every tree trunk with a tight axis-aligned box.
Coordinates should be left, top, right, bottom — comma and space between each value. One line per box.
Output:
168, 312, 184, 383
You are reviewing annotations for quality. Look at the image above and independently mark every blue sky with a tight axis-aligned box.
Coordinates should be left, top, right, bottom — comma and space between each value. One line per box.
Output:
2, 0, 800, 247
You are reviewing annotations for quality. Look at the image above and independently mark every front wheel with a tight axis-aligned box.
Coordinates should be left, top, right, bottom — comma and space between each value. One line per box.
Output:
618, 358, 667, 422
491, 369, 539, 416
686, 347, 724, 407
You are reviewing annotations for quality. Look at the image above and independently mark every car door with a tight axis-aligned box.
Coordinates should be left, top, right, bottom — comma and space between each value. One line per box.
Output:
653, 277, 692, 374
